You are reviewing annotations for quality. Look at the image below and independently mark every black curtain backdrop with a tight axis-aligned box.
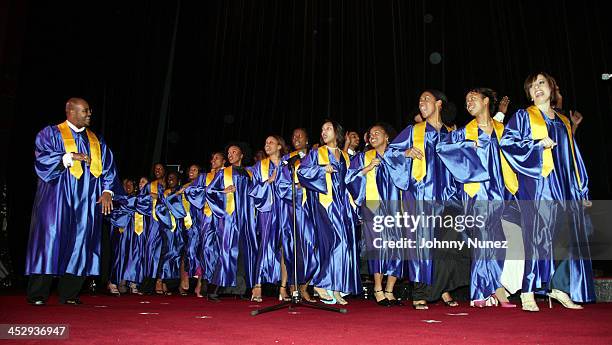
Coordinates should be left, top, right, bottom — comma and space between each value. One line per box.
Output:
5, 0, 612, 274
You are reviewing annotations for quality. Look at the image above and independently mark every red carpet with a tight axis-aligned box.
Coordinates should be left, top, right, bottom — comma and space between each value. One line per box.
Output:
1, 294, 612, 344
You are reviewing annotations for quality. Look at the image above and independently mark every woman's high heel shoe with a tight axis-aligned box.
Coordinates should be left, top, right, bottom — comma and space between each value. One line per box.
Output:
491, 294, 516, 308
314, 287, 336, 304
108, 283, 120, 296
333, 291, 348, 305
374, 289, 391, 307
129, 282, 142, 295
251, 285, 263, 303
278, 285, 291, 302
547, 289, 583, 309
384, 290, 403, 306
520, 292, 540, 312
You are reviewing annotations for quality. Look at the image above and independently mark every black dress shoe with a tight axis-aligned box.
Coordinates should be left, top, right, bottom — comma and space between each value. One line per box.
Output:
27, 298, 46, 306
61, 298, 83, 305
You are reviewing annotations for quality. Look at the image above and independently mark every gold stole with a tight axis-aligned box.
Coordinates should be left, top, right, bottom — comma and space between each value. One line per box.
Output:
290, 151, 307, 205
134, 213, 144, 235
224, 167, 235, 215
318, 146, 350, 208
363, 149, 381, 204
164, 189, 177, 232
526, 106, 581, 185
411, 122, 454, 181
57, 121, 102, 179
260, 158, 275, 206
203, 172, 215, 217
181, 182, 193, 229
151, 180, 160, 221
463, 119, 519, 197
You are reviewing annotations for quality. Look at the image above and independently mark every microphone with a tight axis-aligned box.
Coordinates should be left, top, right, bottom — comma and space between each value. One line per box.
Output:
281, 151, 306, 166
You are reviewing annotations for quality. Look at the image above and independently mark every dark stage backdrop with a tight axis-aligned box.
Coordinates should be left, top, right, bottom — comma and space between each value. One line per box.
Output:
3, 0, 611, 275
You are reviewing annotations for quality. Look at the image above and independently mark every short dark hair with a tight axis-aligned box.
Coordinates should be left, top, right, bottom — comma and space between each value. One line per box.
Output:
523, 72, 558, 104
368, 122, 397, 142
467, 87, 498, 115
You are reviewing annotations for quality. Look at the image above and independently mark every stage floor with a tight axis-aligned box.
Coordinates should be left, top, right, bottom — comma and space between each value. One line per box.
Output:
1, 294, 611, 344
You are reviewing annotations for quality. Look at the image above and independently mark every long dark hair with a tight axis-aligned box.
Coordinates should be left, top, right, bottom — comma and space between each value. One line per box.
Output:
423, 89, 455, 127
320, 119, 346, 148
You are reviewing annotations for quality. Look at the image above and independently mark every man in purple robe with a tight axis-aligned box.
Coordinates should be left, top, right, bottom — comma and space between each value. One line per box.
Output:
25, 98, 120, 306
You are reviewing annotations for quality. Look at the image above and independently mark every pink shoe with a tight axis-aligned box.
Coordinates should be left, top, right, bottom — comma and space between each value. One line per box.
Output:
492, 294, 516, 308
471, 300, 487, 308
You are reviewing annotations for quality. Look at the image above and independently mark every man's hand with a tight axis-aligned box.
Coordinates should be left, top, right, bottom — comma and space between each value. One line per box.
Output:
72, 153, 91, 166
97, 191, 113, 215
223, 185, 236, 194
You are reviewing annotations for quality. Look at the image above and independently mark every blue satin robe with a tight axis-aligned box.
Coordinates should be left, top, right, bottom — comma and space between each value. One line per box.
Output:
437, 125, 518, 301
250, 159, 283, 284
386, 124, 456, 285
159, 186, 185, 280
25, 125, 121, 276
345, 149, 408, 278
139, 181, 172, 279
166, 183, 203, 277
500, 109, 594, 302
297, 147, 361, 294
184, 172, 219, 282
205, 166, 258, 288
110, 194, 147, 284
276, 152, 318, 285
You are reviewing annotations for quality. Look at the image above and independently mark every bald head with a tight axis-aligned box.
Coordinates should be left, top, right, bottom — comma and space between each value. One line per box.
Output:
65, 97, 92, 128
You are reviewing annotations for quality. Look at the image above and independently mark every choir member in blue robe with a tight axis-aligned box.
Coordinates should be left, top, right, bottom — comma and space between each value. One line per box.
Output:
386, 90, 469, 309
158, 171, 184, 292
205, 143, 258, 299
276, 128, 318, 302
346, 123, 407, 306
250, 136, 289, 301
500, 72, 594, 311
191, 153, 226, 298
25, 98, 121, 305
138, 163, 176, 295
297, 120, 361, 305
174, 164, 202, 296
108, 178, 140, 296
437, 88, 522, 308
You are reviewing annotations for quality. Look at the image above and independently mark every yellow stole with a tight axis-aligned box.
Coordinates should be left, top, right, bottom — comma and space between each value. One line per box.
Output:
224, 167, 235, 215
181, 182, 193, 229
363, 149, 381, 203
463, 119, 519, 197
318, 146, 350, 208
203, 172, 215, 217
290, 151, 307, 205
411, 122, 454, 181
151, 180, 160, 221
57, 121, 102, 179
134, 213, 144, 235
526, 106, 581, 185
164, 189, 177, 232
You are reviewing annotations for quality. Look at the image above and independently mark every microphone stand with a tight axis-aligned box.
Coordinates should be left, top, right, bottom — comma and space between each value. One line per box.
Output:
251, 156, 347, 315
